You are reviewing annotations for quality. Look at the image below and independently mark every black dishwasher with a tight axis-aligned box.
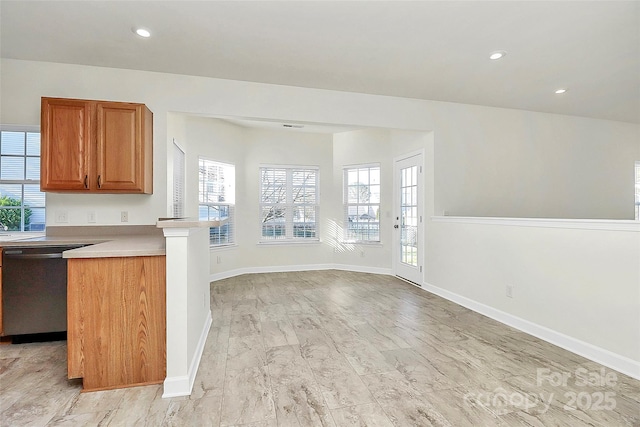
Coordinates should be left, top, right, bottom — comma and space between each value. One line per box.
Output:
2, 245, 86, 336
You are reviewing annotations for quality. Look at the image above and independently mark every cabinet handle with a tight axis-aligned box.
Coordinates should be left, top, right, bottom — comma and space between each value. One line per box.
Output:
84, 175, 88, 189
97, 175, 102, 189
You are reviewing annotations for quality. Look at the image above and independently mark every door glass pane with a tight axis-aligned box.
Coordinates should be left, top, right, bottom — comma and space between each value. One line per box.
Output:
400, 165, 418, 267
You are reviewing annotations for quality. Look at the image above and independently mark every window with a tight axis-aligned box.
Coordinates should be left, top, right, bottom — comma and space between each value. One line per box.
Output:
344, 165, 380, 242
260, 166, 319, 241
173, 140, 185, 218
0, 128, 45, 232
199, 158, 235, 246
635, 161, 640, 220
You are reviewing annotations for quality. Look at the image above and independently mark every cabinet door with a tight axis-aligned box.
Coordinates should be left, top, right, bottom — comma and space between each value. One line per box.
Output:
67, 256, 166, 389
96, 103, 152, 193
40, 98, 93, 191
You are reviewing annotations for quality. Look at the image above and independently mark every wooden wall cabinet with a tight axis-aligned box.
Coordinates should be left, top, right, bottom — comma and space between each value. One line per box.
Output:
67, 255, 166, 391
41, 97, 153, 194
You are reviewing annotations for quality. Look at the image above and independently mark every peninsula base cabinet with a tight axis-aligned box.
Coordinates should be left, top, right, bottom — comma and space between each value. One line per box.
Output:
67, 255, 166, 391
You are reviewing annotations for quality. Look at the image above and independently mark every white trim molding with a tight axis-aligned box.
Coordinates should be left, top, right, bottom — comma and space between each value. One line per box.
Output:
421, 281, 640, 380
162, 375, 190, 399
163, 311, 212, 398
432, 215, 640, 232
210, 263, 393, 283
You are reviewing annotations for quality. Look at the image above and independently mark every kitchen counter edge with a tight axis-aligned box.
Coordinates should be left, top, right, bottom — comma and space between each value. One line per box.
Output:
0, 235, 165, 259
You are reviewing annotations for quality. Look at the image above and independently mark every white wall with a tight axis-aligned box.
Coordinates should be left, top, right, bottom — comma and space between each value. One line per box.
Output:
427, 219, 640, 365
2, 59, 638, 375
331, 129, 394, 269
176, 116, 336, 272
432, 103, 639, 219
2, 59, 636, 223
184, 122, 427, 275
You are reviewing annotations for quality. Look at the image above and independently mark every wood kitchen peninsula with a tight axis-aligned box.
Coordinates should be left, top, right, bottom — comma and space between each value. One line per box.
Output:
1, 226, 166, 392
0, 221, 213, 396
0, 225, 166, 391
64, 236, 166, 392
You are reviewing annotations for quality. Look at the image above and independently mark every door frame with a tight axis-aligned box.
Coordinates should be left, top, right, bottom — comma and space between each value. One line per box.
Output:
392, 149, 425, 286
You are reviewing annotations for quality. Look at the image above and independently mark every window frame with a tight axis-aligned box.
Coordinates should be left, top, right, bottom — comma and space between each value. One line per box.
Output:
0, 125, 45, 232
198, 157, 235, 247
343, 163, 381, 243
172, 139, 185, 218
259, 165, 320, 243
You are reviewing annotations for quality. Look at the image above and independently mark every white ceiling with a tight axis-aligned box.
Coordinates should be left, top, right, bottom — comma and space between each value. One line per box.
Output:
1, 1, 639, 123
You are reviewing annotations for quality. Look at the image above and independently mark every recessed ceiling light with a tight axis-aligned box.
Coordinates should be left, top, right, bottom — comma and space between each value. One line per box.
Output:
133, 28, 151, 38
489, 51, 506, 60
555, 88, 568, 94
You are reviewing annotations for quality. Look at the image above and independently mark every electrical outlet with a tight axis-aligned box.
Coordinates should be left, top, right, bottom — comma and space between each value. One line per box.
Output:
87, 211, 96, 223
506, 284, 514, 298
55, 211, 68, 223
360, 250, 365, 258
216, 256, 222, 264
120, 211, 129, 222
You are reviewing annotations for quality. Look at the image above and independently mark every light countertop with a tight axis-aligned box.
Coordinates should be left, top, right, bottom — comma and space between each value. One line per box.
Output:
0, 221, 214, 258
63, 235, 165, 258
0, 232, 165, 259
156, 218, 221, 228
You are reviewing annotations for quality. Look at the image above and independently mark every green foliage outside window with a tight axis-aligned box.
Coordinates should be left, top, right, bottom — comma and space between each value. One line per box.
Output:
0, 196, 31, 231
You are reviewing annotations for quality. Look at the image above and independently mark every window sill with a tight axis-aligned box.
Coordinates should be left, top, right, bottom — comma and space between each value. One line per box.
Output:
257, 239, 321, 246
340, 241, 383, 246
209, 243, 238, 251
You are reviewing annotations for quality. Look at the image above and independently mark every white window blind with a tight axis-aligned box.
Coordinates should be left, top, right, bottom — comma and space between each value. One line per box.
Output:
344, 164, 380, 242
199, 158, 235, 246
172, 140, 185, 218
0, 128, 45, 232
260, 166, 319, 241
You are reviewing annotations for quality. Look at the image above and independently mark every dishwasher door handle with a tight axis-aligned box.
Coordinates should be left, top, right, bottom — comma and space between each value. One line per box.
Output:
3, 252, 63, 259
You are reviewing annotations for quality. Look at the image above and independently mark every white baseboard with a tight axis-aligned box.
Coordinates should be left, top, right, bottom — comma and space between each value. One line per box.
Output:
162, 311, 212, 398
162, 375, 190, 398
421, 282, 640, 380
210, 263, 392, 282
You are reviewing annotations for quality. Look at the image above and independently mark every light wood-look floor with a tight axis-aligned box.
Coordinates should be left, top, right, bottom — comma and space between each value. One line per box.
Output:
1, 270, 638, 426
